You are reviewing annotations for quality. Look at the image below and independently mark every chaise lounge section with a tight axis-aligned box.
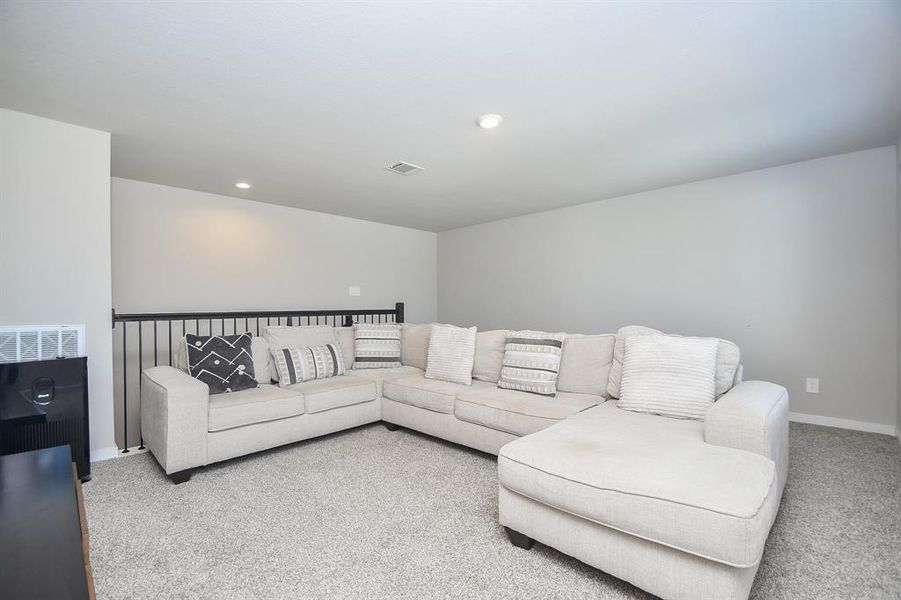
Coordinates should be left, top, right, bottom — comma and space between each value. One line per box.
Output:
498, 381, 789, 600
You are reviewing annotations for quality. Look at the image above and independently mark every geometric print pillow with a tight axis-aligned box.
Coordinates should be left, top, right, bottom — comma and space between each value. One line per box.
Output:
497, 330, 565, 397
272, 343, 346, 387
185, 333, 258, 395
353, 323, 402, 369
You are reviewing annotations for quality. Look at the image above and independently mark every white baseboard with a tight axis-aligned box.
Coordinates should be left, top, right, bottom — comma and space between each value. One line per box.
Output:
90, 446, 120, 462
789, 412, 897, 437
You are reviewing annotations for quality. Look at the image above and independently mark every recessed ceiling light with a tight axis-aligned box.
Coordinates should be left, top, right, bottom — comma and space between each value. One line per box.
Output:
235, 182, 251, 189
477, 114, 503, 129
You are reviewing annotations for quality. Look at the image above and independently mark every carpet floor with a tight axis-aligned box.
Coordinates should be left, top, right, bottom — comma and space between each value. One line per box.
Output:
84, 421, 901, 599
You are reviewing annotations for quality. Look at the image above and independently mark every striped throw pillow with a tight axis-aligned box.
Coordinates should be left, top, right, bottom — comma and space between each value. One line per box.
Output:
272, 343, 346, 386
354, 323, 402, 369
618, 335, 718, 420
497, 330, 565, 397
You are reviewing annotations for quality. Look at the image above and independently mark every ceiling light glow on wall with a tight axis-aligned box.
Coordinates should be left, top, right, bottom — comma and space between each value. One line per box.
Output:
477, 114, 503, 129
235, 182, 251, 189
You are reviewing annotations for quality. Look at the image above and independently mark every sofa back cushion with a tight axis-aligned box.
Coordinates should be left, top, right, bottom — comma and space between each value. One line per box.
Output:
607, 325, 740, 399
263, 325, 337, 382
472, 330, 509, 383
497, 330, 565, 397
401, 323, 431, 370
354, 323, 402, 368
176, 335, 273, 384
618, 335, 718, 420
271, 343, 346, 386
425, 324, 477, 385
556, 333, 615, 397
336, 326, 356, 369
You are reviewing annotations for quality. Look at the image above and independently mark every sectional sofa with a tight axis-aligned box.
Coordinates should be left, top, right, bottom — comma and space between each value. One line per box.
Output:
141, 322, 789, 600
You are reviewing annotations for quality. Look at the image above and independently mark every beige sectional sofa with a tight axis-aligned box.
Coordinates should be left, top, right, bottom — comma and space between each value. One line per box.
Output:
141, 321, 788, 600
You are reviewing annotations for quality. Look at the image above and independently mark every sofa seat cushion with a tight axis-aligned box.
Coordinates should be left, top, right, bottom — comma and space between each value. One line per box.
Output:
498, 403, 780, 568
382, 374, 492, 414
208, 384, 304, 432
455, 387, 601, 437
346, 365, 424, 397
285, 376, 376, 414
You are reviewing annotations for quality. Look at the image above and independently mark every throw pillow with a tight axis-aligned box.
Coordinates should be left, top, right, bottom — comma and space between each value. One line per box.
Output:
497, 330, 565, 397
271, 343, 346, 386
185, 333, 258, 395
424, 324, 477, 385
354, 323, 402, 368
618, 335, 718, 420
607, 325, 740, 399
263, 325, 338, 382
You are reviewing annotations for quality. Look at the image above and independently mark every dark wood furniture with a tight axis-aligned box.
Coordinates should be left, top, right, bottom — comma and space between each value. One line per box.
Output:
0, 445, 94, 599
0, 357, 91, 480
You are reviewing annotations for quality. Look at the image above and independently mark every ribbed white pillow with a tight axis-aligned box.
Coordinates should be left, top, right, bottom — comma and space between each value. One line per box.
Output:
425, 324, 477, 385
618, 335, 718, 420
607, 325, 740, 399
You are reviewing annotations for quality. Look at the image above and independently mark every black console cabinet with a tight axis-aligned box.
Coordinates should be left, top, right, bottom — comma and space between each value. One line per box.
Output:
0, 357, 91, 480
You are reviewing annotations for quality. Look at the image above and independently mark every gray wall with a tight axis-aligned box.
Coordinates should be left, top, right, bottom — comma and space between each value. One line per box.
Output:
0, 109, 117, 457
438, 147, 899, 429
111, 178, 437, 322
110, 177, 438, 448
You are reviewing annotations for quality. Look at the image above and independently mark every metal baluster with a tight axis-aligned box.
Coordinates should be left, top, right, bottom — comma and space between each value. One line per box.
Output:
168, 321, 173, 365
122, 324, 129, 453
138, 322, 145, 450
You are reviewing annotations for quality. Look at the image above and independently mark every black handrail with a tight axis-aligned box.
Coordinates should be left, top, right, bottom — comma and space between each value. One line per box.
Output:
111, 302, 404, 453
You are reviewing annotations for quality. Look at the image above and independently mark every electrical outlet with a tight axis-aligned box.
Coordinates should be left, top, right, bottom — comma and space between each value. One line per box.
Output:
348, 286, 361, 297
805, 377, 819, 394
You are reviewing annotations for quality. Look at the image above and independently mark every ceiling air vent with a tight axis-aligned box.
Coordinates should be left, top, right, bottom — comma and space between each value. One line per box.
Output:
385, 161, 425, 176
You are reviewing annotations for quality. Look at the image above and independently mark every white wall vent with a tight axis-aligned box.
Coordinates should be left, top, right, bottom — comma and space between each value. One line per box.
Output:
0, 325, 85, 363
385, 161, 425, 176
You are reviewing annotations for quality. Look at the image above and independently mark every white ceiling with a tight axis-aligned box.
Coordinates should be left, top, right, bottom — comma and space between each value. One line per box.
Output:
2, 1, 900, 232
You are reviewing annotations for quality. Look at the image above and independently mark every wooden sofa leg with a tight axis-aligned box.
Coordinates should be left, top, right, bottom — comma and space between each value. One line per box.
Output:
383, 421, 401, 431
169, 469, 193, 484
504, 527, 534, 550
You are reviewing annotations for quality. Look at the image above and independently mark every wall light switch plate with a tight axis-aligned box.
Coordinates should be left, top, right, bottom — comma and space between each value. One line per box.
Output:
349, 286, 361, 297
805, 377, 819, 394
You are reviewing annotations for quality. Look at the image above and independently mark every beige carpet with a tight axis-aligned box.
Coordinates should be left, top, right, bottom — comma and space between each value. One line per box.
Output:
83, 421, 901, 599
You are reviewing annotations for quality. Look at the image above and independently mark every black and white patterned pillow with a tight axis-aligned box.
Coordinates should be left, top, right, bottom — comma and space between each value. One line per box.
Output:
185, 333, 258, 395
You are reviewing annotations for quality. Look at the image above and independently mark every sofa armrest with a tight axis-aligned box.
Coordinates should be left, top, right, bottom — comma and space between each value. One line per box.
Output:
705, 380, 789, 491
141, 366, 209, 474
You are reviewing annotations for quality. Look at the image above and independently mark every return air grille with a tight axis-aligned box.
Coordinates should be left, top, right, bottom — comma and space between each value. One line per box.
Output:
385, 161, 425, 176
0, 325, 85, 363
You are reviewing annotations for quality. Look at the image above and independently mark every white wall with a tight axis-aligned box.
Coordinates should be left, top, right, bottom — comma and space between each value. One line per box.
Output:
897, 139, 901, 442
111, 178, 437, 322
439, 147, 899, 432
0, 109, 116, 458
